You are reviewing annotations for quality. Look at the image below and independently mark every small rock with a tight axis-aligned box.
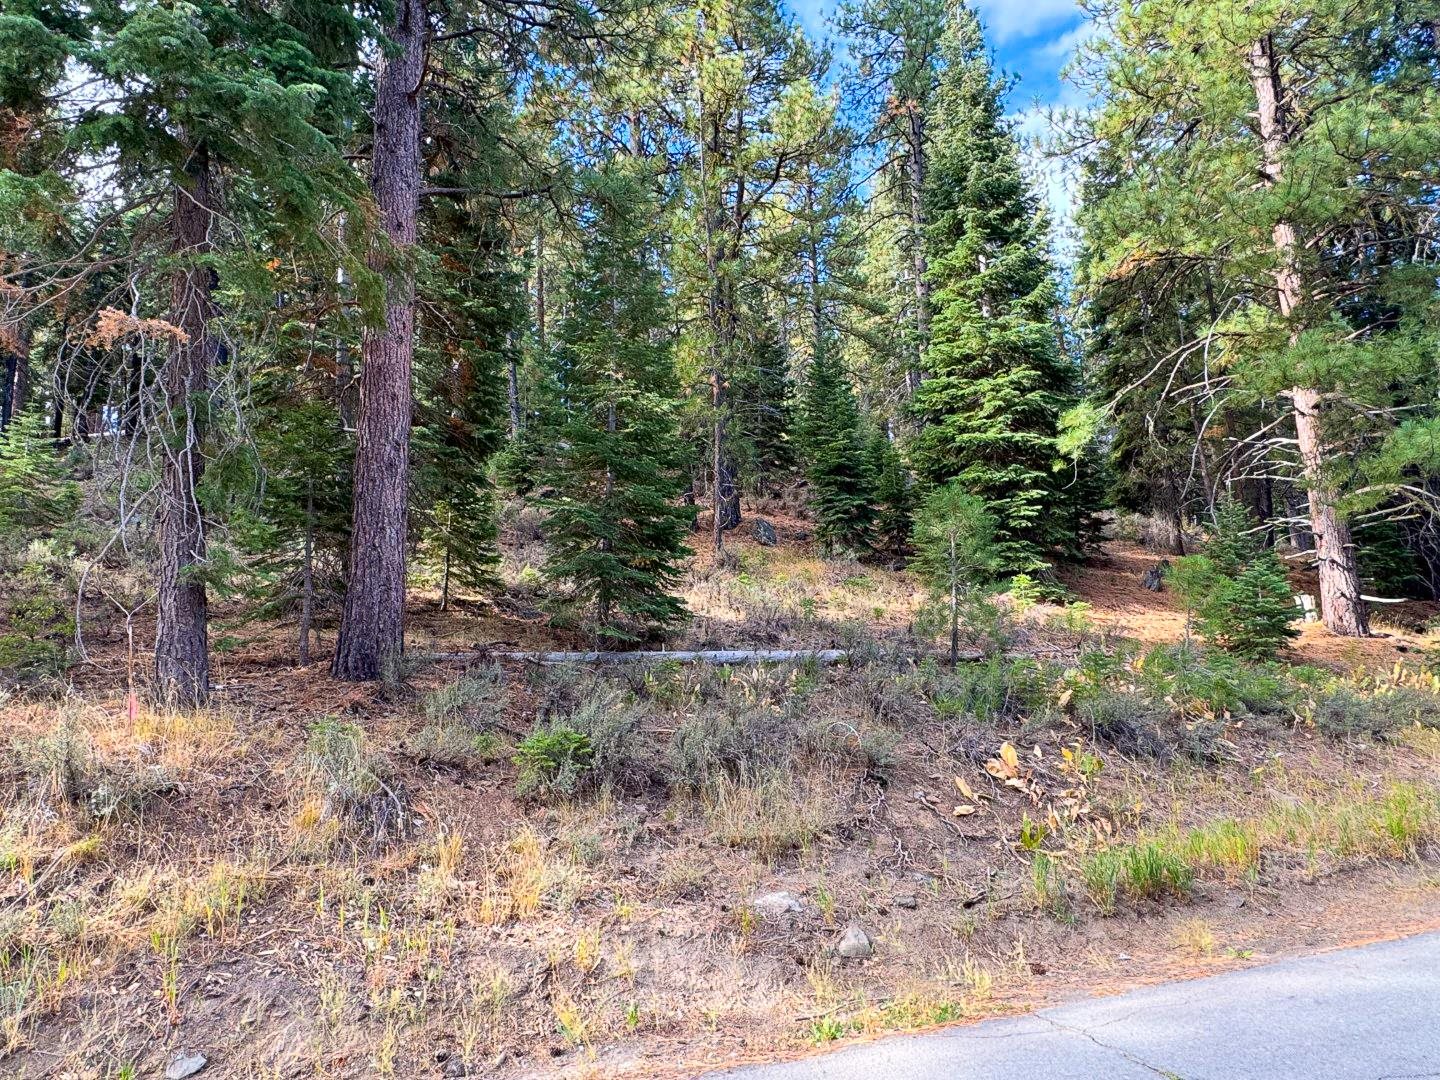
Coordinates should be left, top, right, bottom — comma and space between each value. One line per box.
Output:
752, 890, 805, 920
752, 518, 778, 546
443, 1057, 470, 1078
836, 923, 873, 960
166, 1051, 208, 1080
894, 894, 918, 910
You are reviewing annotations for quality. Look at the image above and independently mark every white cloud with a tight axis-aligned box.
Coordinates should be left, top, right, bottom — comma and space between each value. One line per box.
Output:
974, 0, 1083, 43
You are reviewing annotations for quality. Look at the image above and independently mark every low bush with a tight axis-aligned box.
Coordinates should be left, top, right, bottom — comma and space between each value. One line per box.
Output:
12, 711, 172, 818
405, 724, 501, 768
514, 727, 594, 797
1312, 686, 1440, 741
300, 718, 406, 847
701, 768, 836, 861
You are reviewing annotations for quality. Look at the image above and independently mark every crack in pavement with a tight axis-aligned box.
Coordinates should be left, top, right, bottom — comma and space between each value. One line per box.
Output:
1037, 1014, 1186, 1080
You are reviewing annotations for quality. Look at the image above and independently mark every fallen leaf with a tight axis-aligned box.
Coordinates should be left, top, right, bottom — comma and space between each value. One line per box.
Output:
953, 804, 977, 817
999, 742, 1020, 772
955, 776, 977, 800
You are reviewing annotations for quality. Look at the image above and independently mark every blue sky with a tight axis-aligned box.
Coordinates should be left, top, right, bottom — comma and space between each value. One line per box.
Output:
788, 0, 1092, 239
787, 0, 1089, 107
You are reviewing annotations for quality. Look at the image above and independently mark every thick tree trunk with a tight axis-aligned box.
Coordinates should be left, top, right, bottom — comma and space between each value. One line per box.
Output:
154, 142, 215, 706
332, 0, 424, 681
1247, 33, 1368, 637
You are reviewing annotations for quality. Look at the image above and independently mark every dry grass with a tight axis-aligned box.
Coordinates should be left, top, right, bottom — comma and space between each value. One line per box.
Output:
6, 535, 1440, 1076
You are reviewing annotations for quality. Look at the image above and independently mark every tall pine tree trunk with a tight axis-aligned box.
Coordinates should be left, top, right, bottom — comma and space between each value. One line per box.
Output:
155, 142, 215, 706
332, 0, 424, 680
1247, 33, 1367, 637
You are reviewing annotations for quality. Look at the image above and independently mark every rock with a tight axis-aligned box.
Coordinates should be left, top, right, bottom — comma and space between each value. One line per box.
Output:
443, 1057, 470, 1077
752, 890, 804, 920
1141, 561, 1170, 591
752, 518, 778, 546
836, 923, 873, 960
894, 894, 918, 910
166, 1051, 208, 1080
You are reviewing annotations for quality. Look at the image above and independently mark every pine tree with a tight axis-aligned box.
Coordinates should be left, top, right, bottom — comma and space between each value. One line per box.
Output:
799, 348, 876, 554
0, 409, 76, 541
1171, 497, 1299, 660
868, 429, 914, 555
537, 167, 691, 639
1074, 1, 1440, 636
909, 3, 1076, 575
910, 480, 1000, 665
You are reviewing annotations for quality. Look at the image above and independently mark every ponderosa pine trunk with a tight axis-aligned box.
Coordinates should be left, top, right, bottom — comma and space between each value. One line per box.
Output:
332, 0, 424, 680
1247, 33, 1368, 636
154, 142, 215, 706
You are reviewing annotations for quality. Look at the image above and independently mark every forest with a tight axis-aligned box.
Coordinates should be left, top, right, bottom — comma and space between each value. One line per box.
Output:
1, 1, 1440, 1077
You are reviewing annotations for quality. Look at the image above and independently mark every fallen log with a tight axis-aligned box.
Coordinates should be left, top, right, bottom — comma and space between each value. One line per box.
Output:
423, 648, 853, 665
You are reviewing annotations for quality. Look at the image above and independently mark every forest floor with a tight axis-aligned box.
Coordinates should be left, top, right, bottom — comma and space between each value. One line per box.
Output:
4, 504, 1440, 1079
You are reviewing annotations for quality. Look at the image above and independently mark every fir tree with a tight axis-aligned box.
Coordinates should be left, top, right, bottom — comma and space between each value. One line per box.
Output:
909, 3, 1076, 575
868, 429, 914, 556
1171, 496, 1299, 660
798, 347, 876, 554
0, 408, 76, 541
537, 166, 691, 639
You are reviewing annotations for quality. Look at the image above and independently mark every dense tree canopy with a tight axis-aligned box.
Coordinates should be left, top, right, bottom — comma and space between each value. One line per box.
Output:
3, 0, 1436, 690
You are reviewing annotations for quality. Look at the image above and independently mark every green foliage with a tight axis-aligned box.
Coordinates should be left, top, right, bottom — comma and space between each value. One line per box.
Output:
0, 556, 73, 678
0, 410, 77, 544
908, 5, 1078, 574
798, 348, 876, 554
1312, 686, 1440, 741
867, 429, 914, 555
910, 481, 1002, 660
536, 166, 692, 639
1171, 500, 1299, 660
514, 727, 594, 797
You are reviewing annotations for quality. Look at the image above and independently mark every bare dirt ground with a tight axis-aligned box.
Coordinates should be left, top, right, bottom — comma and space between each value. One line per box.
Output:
4, 512, 1440, 1079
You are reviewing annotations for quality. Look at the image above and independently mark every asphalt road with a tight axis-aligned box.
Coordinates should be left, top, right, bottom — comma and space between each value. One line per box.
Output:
711, 931, 1440, 1079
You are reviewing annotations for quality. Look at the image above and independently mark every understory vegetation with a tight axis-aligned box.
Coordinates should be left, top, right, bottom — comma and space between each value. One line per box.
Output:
2, 617, 1438, 1075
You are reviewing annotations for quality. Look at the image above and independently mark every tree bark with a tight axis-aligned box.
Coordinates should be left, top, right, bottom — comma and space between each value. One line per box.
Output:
1247, 33, 1367, 636
332, 0, 425, 680
154, 141, 215, 706
299, 478, 315, 666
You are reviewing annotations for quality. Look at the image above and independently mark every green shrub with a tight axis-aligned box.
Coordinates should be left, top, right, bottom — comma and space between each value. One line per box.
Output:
405, 724, 501, 767
1313, 686, 1440, 741
668, 705, 789, 789
514, 727, 594, 797
930, 658, 1050, 726
563, 688, 654, 791
423, 666, 506, 725
1077, 689, 1173, 761
13, 712, 172, 818
1171, 500, 1298, 661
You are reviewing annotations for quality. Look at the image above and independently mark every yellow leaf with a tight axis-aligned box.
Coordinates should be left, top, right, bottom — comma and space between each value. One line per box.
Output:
1056, 688, 1073, 711
1000, 742, 1020, 773
955, 776, 977, 800
953, 804, 977, 817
